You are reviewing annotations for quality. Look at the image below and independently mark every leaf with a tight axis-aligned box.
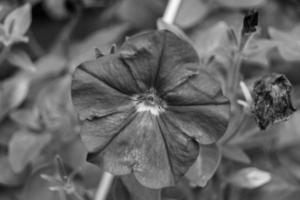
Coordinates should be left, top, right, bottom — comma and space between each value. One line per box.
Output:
185, 144, 221, 187
243, 38, 277, 66
276, 111, 300, 148
215, 0, 266, 9
111, 0, 165, 28
221, 145, 251, 164
36, 76, 73, 131
71, 30, 230, 188
3, 3, 31, 45
44, 0, 69, 20
245, 176, 300, 200
19, 166, 59, 200
9, 106, 42, 131
8, 130, 52, 173
191, 21, 238, 61
175, 0, 209, 29
7, 50, 36, 72
190, 21, 238, 89
269, 26, 300, 61
0, 155, 26, 186
0, 74, 30, 121
70, 23, 130, 69
227, 167, 272, 189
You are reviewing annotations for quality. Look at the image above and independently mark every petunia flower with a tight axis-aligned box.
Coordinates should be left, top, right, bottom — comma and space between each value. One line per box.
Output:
71, 30, 230, 188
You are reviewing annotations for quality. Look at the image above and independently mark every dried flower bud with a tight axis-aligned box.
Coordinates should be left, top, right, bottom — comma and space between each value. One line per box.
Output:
252, 73, 296, 129
242, 10, 259, 34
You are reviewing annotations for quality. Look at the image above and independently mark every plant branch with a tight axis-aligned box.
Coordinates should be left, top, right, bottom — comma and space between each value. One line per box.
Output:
95, 172, 114, 200
162, 0, 182, 24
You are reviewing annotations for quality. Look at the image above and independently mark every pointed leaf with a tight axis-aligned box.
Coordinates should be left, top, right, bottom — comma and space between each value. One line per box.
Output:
8, 130, 52, 173
227, 167, 271, 189
221, 145, 251, 164
0, 74, 30, 121
0, 155, 25, 186
4, 3, 31, 39
7, 50, 36, 72
175, 0, 209, 29
269, 26, 300, 61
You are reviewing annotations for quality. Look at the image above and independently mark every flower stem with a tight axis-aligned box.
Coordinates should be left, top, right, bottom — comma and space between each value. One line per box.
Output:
94, 172, 114, 200
162, 0, 182, 24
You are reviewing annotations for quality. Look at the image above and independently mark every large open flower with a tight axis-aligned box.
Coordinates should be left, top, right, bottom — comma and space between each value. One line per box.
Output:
71, 30, 230, 188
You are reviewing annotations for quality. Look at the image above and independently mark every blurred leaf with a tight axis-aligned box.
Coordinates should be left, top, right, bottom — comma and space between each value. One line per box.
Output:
0, 74, 30, 121
0, 155, 26, 186
191, 21, 237, 90
110, 0, 166, 28
269, 26, 300, 61
0, 3, 31, 46
191, 21, 237, 60
276, 111, 300, 148
7, 50, 36, 72
185, 144, 221, 187
8, 130, 52, 173
227, 167, 272, 189
175, 0, 210, 29
36, 76, 73, 132
215, 0, 266, 9
245, 176, 300, 200
9, 106, 41, 131
44, 0, 68, 20
221, 145, 251, 164
278, 147, 300, 181
244, 38, 276, 66
19, 166, 59, 200
70, 23, 130, 70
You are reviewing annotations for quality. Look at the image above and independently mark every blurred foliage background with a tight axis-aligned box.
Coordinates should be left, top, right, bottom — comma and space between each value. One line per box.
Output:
0, 0, 300, 200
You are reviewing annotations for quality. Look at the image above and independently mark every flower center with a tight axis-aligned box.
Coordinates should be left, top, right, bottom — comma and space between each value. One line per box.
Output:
133, 88, 166, 116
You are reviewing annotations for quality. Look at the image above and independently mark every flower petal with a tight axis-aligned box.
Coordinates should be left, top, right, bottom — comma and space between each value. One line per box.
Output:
163, 69, 229, 106
87, 112, 173, 188
164, 104, 229, 144
119, 31, 199, 92
118, 31, 164, 91
160, 69, 230, 144
72, 61, 135, 120
87, 112, 199, 189
157, 115, 199, 177
80, 108, 136, 153
155, 31, 199, 92
75, 54, 141, 96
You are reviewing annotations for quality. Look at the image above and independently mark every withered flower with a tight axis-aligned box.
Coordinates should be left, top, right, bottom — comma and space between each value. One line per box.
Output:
252, 73, 296, 129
